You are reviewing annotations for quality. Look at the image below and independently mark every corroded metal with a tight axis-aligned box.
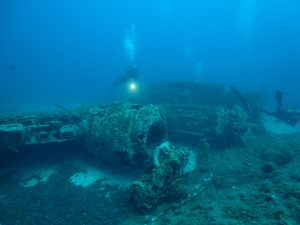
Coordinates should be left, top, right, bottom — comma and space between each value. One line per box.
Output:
0, 82, 257, 214
79, 103, 167, 167
0, 113, 78, 150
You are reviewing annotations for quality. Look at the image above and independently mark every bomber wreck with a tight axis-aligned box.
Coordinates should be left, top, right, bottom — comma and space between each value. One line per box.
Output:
0, 82, 263, 212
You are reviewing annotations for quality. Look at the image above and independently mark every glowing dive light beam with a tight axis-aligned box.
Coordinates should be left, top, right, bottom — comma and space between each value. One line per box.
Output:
129, 82, 137, 92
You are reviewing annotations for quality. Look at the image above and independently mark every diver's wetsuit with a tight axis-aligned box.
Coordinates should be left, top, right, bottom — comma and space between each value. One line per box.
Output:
112, 66, 139, 88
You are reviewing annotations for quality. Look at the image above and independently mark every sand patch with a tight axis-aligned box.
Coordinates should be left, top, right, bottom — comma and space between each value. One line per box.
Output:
68, 161, 139, 188
262, 114, 300, 135
69, 168, 105, 188
20, 166, 57, 188
184, 150, 197, 173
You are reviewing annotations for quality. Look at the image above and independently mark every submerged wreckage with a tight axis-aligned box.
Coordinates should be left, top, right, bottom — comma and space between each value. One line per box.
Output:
0, 82, 263, 212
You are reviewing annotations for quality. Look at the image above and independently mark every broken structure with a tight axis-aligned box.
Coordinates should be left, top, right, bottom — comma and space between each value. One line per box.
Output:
0, 82, 260, 212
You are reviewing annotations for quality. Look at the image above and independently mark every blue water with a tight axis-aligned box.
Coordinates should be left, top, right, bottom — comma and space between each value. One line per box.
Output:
1, 0, 300, 112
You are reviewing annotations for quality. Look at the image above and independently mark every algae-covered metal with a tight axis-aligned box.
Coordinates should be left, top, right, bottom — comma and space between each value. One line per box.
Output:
79, 103, 167, 167
0, 82, 258, 214
0, 113, 78, 150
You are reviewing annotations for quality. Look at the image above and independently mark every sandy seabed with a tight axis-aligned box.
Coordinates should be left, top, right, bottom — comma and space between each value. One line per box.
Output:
0, 131, 300, 225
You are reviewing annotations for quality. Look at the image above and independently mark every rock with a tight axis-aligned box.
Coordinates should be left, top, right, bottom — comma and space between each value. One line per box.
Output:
262, 163, 274, 174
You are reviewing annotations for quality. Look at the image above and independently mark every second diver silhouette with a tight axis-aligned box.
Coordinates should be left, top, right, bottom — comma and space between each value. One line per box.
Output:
230, 85, 300, 127
260, 90, 300, 127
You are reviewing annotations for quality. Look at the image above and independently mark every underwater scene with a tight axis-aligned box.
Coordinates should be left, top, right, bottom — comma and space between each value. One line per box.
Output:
1, 0, 300, 224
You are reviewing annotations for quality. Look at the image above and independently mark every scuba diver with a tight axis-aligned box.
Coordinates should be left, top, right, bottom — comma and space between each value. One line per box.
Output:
230, 85, 300, 127
112, 65, 139, 89
260, 90, 300, 126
